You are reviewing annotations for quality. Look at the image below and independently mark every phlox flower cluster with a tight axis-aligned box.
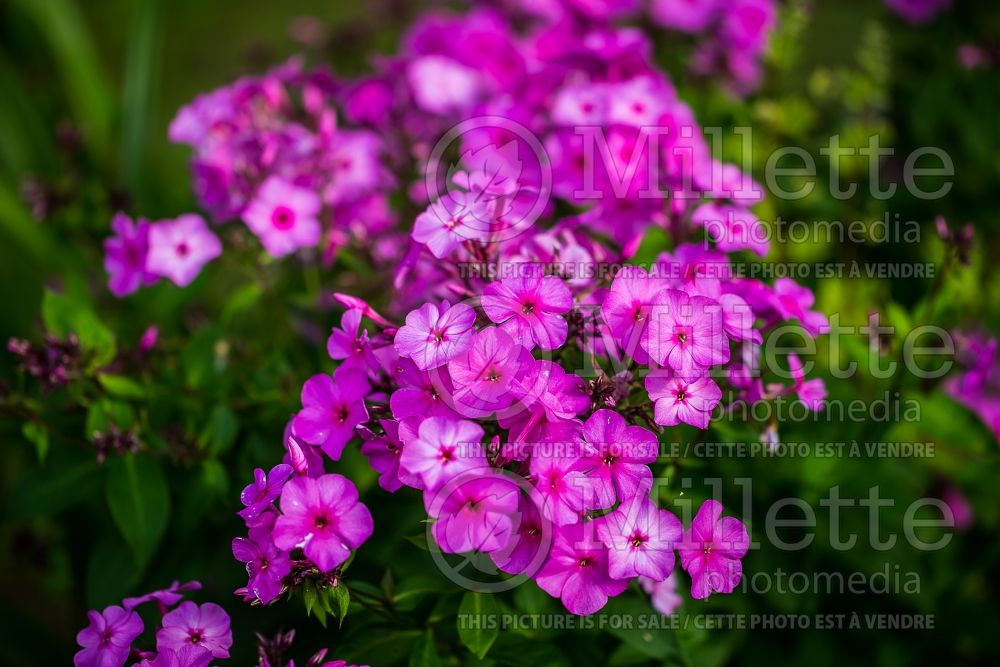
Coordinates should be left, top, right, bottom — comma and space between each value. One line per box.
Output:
105, 59, 397, 297
74, 581, 231, 667
104, 212, 221, 296
217, 3, 830, 617
231, 445, 374, 605
650, 0, 778, 94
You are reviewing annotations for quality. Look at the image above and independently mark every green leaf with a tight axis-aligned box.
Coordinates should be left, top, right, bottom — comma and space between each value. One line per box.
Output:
86, 399, 135, 436
106, 454, 169, 571
8, 455, 105, 519
42, 290, 116, 368
457, 591, 500, 659
408, 629, 442, 667
22, 421, 50, 462
199, 405, 238, 454
85, 535, 136, 609
332, 584, 351, 627
98, 373, 147, 400
303, 581, 327, 627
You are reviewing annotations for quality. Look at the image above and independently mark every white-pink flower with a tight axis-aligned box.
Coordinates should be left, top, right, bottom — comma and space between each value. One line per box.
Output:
242, 176, 322, 257
394, 301, 476, 370
646, 371, 722, 429
147, 214, 222, 287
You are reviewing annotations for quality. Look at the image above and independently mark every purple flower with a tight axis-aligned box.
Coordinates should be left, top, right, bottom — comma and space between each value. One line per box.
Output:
640, 573, 682, 615
425, 471, 520, 553
239, 464, 294, 523
678, 500, 750, 600
389, 359, 460, 421
122, 581, 202, 611
156, 601, 232, 659
104, 212, 157, 297
447, 327, 534, 418
399, 417, 488, 491
644, 289, 729, 373
272, 474, 374, 572
535, 522, 629, 616
788, 354, 826, 411
602, 267, 668, 362
650, 0, 720, 33
146, 214, 222, 287
578, 409, 658, 508
769, 278, 828, 338
597, 496, 683, 581
529, 446, 593, 526
885, 0, 951, 25
232, 522, 292, 604
136, 646, 213, 667
491, 493, 547, 575
412, 193, 486, 258
500, 360, 589, 444
645, 371, 722, 429
482, 272, 573, 350
407, 55, 482, 115
394, 301, 476, 370
359, 419, 415, 492
243, 176, 322, 257
292, 365, 370, 460
74, 605, 143, 667
326, 309, 372, 369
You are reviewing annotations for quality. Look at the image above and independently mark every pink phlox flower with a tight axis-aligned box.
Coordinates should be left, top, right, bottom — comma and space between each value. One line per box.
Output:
786, 353, 826, 411
394, 300, 476, 370
359, 419, 420, 492
399, 417, 488, 491
272, 474, 374, 572
238, 463, 294, 522
534, 521, 630, 616
424, 471, 520, 554
482, 272, 573, 350
146, 214, 222, 287
691, 203, 769, 257
412, 191, 487, 258
291, 365, 370, 460
597, 496, 683, 581
578, 409, 658, 509
156, 601, 232, 659
645, 370, 722, 429
136, 645, 214, 667
104, 212, 158, 297
639, 573, 682, 615
74, 605, 144, 667
643, 289, 730, 373
491, 492, 548, 575
232, 522, 291, 605
529, 442, 594, 526
678, 499, 750, 600
122, 581, 202, 612
326, 309, 376, 369
447, 327, 534, 418
601, 266, 669, 363
389, 358, 460, 421
242, 176, 322, 257
769, 278, 829, 338
500, 360, 589, 443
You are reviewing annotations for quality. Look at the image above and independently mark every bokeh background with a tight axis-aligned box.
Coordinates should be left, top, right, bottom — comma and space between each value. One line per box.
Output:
1, 1, 999, 665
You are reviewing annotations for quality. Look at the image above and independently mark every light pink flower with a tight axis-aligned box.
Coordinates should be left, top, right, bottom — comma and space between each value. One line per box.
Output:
646, 371, 722, 429
482, 272, 573, 350
242, 176, 321, 257
394, 301, 476, 370
146, 214, 222, 287
678, 500, 750, 600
